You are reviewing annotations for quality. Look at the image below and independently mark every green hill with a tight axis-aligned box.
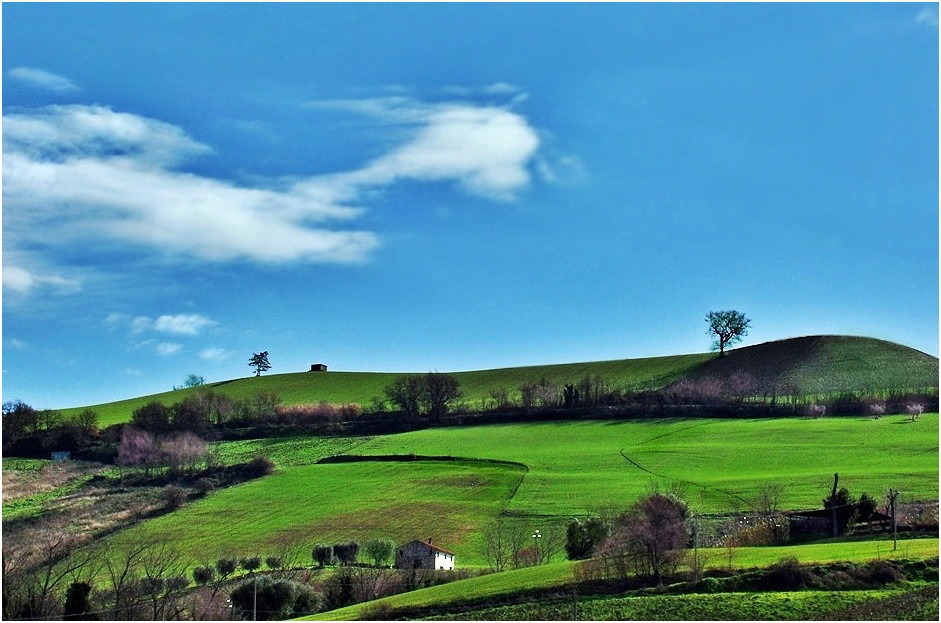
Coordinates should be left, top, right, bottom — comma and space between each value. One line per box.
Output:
675, 335, 938, 396
62, 335, 937, 427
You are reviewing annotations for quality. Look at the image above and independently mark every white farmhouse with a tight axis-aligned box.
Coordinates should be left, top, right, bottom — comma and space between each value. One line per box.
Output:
394, 539, 455, 570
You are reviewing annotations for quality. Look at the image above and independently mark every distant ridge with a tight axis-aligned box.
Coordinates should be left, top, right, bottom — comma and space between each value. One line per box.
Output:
676, 335, 938, 395
62, 335, 937, 426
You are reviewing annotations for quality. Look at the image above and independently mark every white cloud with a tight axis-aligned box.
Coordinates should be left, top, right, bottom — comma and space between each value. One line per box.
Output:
3, 94, 563, 289
199, 347, 232, 362
7, 67, 79, 93
155, 342, 183, 356
8, 339, 28, 349
3, 105, 379, 267
916, 8, 939, 28
2, 265, 81, 295
125, 368, 143, 377
311, 98, 541, 201
125, 313, 216, 335
482, 82, 523, 95
131, 316, 154, 334
153, 314, 216, 335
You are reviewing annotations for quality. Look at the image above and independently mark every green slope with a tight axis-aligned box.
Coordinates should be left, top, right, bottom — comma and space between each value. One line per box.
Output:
61, 335, 937, 427
104, 415, 937, 568
63, 352, 715, 427
678, 335, 938, 396
303, 539, 939, 620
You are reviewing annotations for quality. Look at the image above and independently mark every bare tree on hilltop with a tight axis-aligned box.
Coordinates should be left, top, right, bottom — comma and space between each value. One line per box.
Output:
706, 310, 751, 355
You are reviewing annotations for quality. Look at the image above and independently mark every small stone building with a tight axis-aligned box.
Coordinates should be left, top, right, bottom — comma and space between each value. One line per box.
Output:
394, 539, 455, 570
51, 451, 71, 461
310, 363, 328, 372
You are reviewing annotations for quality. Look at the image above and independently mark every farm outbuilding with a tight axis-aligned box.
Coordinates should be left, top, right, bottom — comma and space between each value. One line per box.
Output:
309, 363, 328, 372
394, 539, 455, 570
51, 451, 71, 461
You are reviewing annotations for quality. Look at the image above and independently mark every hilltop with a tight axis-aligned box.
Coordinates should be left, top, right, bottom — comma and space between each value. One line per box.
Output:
62, 335, 937, 427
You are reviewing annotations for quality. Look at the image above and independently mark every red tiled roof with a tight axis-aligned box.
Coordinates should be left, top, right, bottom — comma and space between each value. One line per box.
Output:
412, 539, 455, 556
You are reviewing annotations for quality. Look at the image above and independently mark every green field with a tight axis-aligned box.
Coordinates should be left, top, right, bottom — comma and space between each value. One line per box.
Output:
353, 415, 939, 514
304, 541, 940, 620
99, 415, 937, 569
58, 336, 939, 427
101, 458, 525, 566
440, 587, 938, 621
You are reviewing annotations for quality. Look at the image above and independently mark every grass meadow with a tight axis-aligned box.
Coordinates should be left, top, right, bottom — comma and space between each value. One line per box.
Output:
96, 415, 938, 570
100, 459, 525, 567
354, 415, 939, 514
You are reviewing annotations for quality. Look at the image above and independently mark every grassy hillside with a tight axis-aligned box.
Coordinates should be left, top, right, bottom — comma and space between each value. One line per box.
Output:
439, 587, 938, 621
304, 539, 940, 620
104, 415, 937, 568
678, 335, 938, 396
60, 335, 938, 427
63, 352, 715, 427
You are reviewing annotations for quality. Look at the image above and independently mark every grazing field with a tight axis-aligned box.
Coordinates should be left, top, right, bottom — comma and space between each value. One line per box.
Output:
62, 352, 715, 427
99, 459, 525, 567
110, 415, 938, 571
354, 415, 939, 514
440, 587, 938, 621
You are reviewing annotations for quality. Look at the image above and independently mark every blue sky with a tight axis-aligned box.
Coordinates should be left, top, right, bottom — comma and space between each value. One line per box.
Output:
3, 3, 938, 409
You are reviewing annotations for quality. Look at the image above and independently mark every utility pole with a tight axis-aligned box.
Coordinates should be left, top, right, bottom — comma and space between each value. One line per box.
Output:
829, 473, 840, 537
693, 514, 700, 582
253, 574, 257, 621
888, 488, 900, 551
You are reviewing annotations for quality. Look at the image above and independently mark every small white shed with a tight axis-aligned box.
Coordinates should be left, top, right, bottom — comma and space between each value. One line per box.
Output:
394, 539, 455, 570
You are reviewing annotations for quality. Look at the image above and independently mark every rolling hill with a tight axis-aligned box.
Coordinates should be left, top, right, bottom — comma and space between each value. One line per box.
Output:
61, 335, 937, 427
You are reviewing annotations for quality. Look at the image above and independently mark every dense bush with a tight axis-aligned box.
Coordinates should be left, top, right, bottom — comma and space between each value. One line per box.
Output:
247, 455, 275, 476
162, 484, 187, 510
229, 576, 314, 620
566, 517, 609, 560
313, 544, 335, 567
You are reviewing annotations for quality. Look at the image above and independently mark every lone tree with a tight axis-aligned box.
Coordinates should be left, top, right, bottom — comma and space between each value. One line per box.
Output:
705, 310, 751, 355
249, 351, 271, 376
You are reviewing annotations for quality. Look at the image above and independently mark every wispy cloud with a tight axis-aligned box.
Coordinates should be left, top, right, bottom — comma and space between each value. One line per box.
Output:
7, 67, 80, 93
3, 105, 379, 267
199, 347, 232, 362
916, 8, 939, 28
308, 97, 541, 201
155, 342, 183, 356
2, 265, 81, 295
4, 91, 564, 296
110, 312, 217, 336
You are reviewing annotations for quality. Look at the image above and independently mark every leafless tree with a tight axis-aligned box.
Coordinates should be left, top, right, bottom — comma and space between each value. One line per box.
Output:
483, 520, 527, 572
869, 402, 886, 418
599, 493, 689, 586
162, 431, 208, 474
118, 427, 163, 477
754, 483, 787, 544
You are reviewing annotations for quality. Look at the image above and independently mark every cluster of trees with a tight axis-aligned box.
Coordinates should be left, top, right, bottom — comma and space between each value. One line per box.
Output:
481, 521, 565, 572
383, 372, 463, 421
2, 400, 100, 456
566, 493, 690, 586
